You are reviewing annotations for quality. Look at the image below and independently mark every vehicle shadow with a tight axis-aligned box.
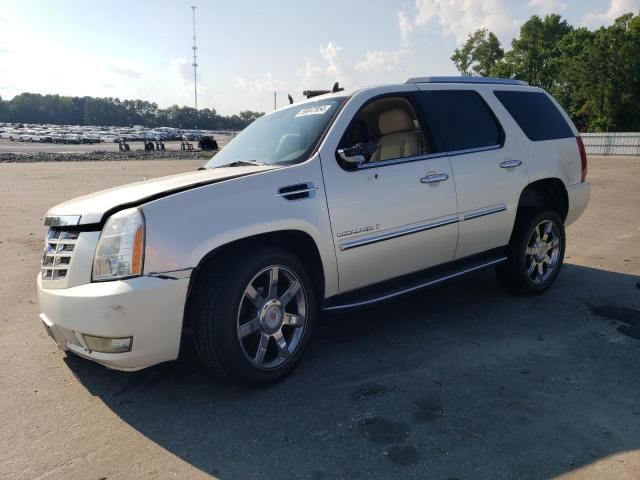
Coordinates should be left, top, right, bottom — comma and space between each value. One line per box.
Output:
64, 263, 640, 479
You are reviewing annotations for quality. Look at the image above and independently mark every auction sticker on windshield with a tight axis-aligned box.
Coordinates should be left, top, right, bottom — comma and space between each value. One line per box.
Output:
295, 105, 332, 117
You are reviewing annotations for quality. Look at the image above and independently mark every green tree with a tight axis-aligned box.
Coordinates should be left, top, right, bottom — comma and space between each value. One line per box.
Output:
451, 12, 640, 132
579, 14, 640, 131
0, 92, 264, 130
239, 110, 265, 123
452, 28, 504, 76
506, 14, 572, 89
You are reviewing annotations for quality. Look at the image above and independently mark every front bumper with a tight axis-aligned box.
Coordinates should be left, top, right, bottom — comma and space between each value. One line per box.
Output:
565, 182, 590, 227
37, 274, 190, 371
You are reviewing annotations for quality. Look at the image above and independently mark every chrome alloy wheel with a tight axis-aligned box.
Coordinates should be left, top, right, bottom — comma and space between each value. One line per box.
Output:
236, 265, 307, 370
525, 220, 561, 285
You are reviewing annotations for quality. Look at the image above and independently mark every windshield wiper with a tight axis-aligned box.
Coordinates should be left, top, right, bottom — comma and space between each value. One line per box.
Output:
221, 160, 267, 167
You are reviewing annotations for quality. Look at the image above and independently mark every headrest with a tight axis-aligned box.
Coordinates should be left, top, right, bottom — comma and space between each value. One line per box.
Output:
378, 109, 415, 135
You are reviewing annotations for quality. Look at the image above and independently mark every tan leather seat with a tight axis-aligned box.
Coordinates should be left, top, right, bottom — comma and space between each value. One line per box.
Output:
370, 109, 421, 162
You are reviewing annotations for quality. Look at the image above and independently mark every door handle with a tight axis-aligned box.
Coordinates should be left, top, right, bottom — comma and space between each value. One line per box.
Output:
420, 173, 449, 184
500, 159, 522, 169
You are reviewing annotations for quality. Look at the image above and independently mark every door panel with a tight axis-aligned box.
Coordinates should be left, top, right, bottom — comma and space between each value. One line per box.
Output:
448, 146, 527, 258
323, 157, 458, 292
415, 86, 529, 259
318, 86, 461, 293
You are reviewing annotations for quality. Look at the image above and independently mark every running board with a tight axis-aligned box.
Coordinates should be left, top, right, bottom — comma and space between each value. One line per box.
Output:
322, 250, 508, 312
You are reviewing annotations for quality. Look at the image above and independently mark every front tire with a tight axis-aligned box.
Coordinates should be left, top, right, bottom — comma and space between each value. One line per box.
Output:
189, 247, 317, 386
496, 209, 565, 294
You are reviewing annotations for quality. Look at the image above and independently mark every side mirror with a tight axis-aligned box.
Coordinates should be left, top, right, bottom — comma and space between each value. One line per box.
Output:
337, 141, 378, 166
337, 147, 366, 165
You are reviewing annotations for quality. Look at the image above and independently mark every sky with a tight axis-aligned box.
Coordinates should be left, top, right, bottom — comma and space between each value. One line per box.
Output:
0, 0, 638, 115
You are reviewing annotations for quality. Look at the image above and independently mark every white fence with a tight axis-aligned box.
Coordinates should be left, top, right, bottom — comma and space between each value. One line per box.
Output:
581, 132, 640, 156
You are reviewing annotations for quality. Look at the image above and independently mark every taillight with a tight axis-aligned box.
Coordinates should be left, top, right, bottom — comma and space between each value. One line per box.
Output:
576, 136, 587, 182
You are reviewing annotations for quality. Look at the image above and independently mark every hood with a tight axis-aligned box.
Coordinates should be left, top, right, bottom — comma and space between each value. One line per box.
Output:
46, 165, 275, 226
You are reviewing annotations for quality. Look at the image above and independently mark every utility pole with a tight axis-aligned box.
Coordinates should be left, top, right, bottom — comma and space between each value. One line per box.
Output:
191, 5, 198, 110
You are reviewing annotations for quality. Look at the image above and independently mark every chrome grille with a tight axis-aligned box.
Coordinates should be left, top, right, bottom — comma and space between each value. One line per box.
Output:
41, 229, 79, 280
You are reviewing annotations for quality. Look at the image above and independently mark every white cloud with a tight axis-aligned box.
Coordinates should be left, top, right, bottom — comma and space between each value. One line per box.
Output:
353, 49, 408, 74
319, 41, 342, 77
412, 0, 520, 44
583, 0, 640, 26
108, 61, 146, 79
298, 41, 350, 86
170, 58, 192, 84
527, 0, 567, 13
236, 73, 286, 93
398, 10, 414, 47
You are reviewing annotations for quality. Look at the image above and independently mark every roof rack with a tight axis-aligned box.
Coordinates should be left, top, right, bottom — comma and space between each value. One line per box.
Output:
405, 76, 528, 86
303, 82, 345, 99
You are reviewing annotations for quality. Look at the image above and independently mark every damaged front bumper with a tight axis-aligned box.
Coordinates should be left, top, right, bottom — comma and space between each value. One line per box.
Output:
37, 272, 191, 371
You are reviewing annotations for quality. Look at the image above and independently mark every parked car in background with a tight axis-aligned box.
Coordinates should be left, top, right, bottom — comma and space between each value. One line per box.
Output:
81, 133, 101, 144
16, 131, 38, 142
36, 132, 53, 143
182, 132, 202, 141
100, 134, 120, 143
50, 133, 65, 144
62, 134, 81, 144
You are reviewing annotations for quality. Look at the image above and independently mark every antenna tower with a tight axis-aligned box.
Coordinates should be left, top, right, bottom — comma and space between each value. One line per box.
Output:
191, 6, 198, 110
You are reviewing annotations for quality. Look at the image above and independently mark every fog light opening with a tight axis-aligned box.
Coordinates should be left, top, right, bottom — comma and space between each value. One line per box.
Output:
82, 335, 133, 353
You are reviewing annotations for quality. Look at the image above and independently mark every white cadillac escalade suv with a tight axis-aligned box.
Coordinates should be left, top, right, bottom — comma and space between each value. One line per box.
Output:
37, 77, 590, 385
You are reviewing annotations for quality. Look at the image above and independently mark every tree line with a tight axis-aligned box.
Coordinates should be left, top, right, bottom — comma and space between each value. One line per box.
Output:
0, 93, 264, 130
451, 12, 640, 132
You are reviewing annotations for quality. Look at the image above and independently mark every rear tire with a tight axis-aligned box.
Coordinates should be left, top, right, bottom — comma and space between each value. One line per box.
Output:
496, 209, 565, 294
189, 247, 317, 386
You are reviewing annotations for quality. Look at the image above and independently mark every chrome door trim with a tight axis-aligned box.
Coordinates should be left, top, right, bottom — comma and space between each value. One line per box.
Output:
354, 152, 448, 170
445, 144, 502, 157
323, 256, 508, 311
462, 205, 507, 221
351, 144, 503, 171
44, 215, 81, 227
339, 215, 459, 251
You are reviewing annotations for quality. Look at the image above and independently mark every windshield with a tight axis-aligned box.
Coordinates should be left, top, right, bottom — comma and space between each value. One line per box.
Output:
205, 97, 346, 168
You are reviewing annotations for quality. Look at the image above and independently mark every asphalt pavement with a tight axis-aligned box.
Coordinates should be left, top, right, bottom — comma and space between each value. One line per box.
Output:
0, 156, 638, 480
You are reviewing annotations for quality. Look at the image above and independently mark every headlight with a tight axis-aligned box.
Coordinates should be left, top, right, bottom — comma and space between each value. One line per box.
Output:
92, 208, 145, 281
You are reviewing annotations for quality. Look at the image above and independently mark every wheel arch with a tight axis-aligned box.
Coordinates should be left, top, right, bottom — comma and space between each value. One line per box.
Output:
516, 178, 569, 222
183, 230, 326, 329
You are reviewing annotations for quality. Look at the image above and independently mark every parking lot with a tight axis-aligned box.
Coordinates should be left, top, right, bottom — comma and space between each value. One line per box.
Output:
0, 156, 638, 480
0, 137, 232, 155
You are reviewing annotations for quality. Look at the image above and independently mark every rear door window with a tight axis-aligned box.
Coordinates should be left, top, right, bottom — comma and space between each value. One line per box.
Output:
417, 90, 503, 153
494, 91, 574, 141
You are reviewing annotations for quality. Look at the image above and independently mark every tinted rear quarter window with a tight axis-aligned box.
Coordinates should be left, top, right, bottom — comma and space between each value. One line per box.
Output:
417, 90, 503, 152
494, 91, 574, 141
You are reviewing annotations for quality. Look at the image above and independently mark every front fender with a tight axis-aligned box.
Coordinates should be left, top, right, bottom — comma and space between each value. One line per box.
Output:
140, 158, 339, 298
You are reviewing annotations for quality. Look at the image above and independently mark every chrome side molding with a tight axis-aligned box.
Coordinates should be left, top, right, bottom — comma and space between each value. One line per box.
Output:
463, 205, 507, 221
339, 215, 459, 251
338, 205, 507, 252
